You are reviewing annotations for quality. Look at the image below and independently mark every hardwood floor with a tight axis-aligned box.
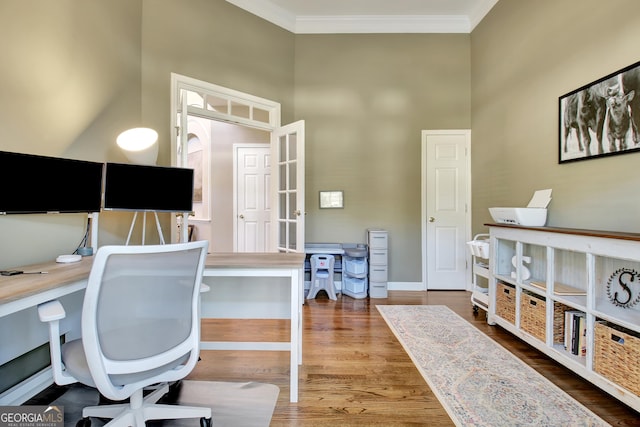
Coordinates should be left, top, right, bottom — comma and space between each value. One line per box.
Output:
190, 290, 640, 426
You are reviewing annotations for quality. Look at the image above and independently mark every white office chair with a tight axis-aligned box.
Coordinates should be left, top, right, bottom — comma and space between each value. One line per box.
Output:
307, 254, 337, 300
38, 241, 212, 427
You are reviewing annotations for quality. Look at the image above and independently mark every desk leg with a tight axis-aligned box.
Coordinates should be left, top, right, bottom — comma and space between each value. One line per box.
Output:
290, 268, 300, 403
298, 266, 304, 364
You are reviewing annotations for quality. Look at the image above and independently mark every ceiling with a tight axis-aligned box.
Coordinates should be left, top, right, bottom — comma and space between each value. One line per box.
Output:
225, 0, 499, 34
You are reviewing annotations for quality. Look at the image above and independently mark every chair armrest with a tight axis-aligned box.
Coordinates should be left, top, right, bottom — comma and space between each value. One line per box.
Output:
36, 299, 76, 386
38, 300, 66, 322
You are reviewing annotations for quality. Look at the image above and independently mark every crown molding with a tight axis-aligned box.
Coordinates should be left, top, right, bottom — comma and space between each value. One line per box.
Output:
226, 0, 297, 32
295, 15, 470, 34
226, 0, 498, 34
468, 0, 499, 31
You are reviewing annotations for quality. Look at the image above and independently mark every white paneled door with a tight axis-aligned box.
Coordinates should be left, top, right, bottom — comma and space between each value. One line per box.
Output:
422, 130, 470, 290
235, 145, 271, 252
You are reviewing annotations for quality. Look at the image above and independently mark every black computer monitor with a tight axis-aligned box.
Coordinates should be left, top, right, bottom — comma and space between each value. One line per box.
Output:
103, 162, 194, 212
0, 151, 104, 214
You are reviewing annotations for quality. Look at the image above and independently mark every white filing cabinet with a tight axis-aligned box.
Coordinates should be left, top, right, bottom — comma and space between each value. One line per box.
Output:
367, 229, 388, 298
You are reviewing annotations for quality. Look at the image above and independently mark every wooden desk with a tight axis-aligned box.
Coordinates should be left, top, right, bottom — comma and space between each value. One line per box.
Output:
0, 257, 93, 318
0, 251, 305, 403
0, 258, 93, 404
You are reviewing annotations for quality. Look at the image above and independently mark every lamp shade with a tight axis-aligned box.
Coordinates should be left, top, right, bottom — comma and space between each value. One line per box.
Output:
116, 127, 158, 165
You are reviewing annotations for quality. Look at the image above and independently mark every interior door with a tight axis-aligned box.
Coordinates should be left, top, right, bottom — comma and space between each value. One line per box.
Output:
272, 121, 305, 253
235, 144, 271, 252
423, 130, 470, 290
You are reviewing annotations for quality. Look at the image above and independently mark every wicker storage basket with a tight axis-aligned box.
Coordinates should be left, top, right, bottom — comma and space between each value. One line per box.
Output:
594, 322, 640, 395
496, 282, 516, 324
520, 293, 573, 343
520, 292, 546, 341
553, 302, 572, 344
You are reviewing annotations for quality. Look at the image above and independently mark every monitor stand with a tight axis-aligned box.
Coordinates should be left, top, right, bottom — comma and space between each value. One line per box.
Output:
125, 211, 165, 245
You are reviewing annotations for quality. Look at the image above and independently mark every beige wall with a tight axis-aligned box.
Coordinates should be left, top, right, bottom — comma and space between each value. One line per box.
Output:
0, 0, 142, 160
295, 34, 471, 282
471, 0, 640, 235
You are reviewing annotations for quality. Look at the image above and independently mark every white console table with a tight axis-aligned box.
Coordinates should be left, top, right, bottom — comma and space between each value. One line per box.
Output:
488, 223, 640, 411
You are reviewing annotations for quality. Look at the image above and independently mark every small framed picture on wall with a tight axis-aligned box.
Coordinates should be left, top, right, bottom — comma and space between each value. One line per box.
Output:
319, 191, 344, 209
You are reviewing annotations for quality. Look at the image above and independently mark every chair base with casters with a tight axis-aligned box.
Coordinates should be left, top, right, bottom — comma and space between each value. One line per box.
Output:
37, 241, 212, 427
75, 383, 211, 427
307, 254, 338, 300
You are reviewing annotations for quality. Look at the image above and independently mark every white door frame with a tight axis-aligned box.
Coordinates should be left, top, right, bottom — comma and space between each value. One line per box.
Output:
170, 73, 304, 253
421, 129, 472, 290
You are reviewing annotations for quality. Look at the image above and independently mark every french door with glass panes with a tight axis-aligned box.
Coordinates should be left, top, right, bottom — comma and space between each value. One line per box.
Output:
272, 121, 304, 253
171, 73, 305, 253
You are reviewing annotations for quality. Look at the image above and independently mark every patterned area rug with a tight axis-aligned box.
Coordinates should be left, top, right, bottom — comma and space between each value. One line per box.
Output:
377, 305, 610, 427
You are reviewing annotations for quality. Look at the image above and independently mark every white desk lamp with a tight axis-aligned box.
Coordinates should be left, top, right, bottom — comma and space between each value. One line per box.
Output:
116, 127, 159, 166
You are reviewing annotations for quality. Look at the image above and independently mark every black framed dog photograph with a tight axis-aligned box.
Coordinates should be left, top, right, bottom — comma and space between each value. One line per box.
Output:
559, 60, 640, 163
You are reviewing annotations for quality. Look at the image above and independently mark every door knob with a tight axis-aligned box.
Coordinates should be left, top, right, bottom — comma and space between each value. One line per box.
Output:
239, 214, 244, 219
294, 210, 301, 216
428, 216, 435, 222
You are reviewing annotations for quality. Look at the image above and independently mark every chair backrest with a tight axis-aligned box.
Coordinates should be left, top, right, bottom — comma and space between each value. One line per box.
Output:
81, 240, 208, 401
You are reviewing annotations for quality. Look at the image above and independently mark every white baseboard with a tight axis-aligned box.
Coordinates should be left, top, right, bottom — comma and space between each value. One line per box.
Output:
0, 367, 53, 405
305, 281, 471, 293
389, 282, 474, 292
388, 282, 425, 291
